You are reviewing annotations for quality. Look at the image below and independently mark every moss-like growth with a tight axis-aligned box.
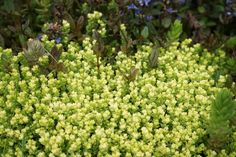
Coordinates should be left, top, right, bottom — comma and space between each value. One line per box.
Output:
0, 35, 235, 156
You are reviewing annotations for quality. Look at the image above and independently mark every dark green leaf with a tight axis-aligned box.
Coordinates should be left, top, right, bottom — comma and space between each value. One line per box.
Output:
198, 6, 206, 14
3, 0, 14, 13
225, 36, 236, 48
141, 26, 149, 39
161, 17, 172, 28
0, 34, 4, 47
206, 21, 216, 27
146, 22, 157, 35
214, 5, 225, 13
19, 34, 27, 48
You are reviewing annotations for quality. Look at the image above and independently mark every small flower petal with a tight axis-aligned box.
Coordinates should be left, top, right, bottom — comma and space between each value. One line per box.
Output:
37, 34, 43, 41
138, 0, 152, 6
167, 8, 175, 14
55, 37, 61, 44
128, 3, 139, 10
145, 15, 153, 21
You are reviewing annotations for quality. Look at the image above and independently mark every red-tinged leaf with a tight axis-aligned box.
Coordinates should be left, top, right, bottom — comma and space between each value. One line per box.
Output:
76, 16, 84, 30
50, 45, 62, 60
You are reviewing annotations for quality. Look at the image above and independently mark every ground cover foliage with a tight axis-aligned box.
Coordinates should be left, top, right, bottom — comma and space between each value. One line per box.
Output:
1, 1, 236, 156
1, 0, 236, 82
1, 19, 236, 156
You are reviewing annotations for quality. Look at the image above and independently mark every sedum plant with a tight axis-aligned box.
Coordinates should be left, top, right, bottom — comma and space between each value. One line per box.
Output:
86, 11, 106, 38
0, 31, 236, 156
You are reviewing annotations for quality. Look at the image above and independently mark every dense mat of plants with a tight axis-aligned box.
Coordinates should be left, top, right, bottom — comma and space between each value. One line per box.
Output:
1, 19, 236, 155
0, 0, 236, 53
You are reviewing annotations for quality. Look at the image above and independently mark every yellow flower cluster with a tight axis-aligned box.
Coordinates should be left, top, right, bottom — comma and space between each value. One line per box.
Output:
0, 37, 235, 156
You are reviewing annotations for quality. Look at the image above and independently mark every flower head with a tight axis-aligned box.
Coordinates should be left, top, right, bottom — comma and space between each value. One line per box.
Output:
55, 37, 61, 44
227, 11, 232, 16
145, 15, 153, 21
177, 16, 182, 20
226, 11, 236, 17
166, 8, 175, 14
138, 0, 152, 6
37, 34, 43, 41
128, 3, 139, 10
128, 3, 142, 15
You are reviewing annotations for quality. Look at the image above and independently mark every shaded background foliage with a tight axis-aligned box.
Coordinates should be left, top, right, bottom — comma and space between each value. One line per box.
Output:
0, 0, 236, 54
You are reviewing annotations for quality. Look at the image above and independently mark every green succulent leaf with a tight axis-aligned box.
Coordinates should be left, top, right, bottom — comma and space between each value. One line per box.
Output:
167, 19, 183, 43
141, 26, 149, 39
